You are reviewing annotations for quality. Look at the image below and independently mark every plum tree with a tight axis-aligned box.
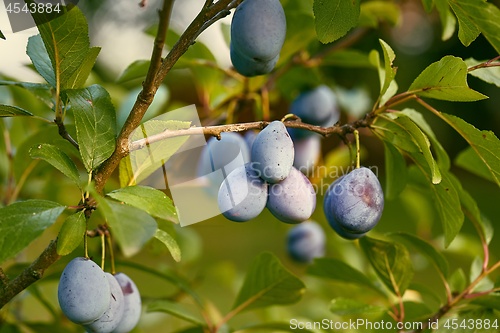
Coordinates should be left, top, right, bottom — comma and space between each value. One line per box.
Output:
287, 221, 326, 263
267, 167, 316, 223
251, 121, 294, 183
84, 273, 125, 333
230, 0, 286, 76
218, 162, 268, 222
323, 167, 384, 236
288, 85, 340, 139
111, 273, 142, 333
58, 257, 111, 324
197, 132, 250, 195
292, 134, 321, 175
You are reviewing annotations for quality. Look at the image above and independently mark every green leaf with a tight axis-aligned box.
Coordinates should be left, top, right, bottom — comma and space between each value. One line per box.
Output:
449, 0, 500, 53
232, 252, 305, 312
409, 166, 464, 247
64, 46, 101, 90
408, 55, 487, 101
0, 200, 65, 263
447, 173, 494, 245
147, 300, 205, 326
307, 258, 384, 295
400, 108, 451, 170
129, 120, 191, 183
380, 39, 397, 97
56, 211, 86, 256
0, 105, 33, 117
117, 60, 150, 83
0, 81, 53, 107
359, 1, 400, 28
448, 268, 466, 293
30, 5, 94, 90
470, 295, 500, 311
66, 84, 117, 172
383, 142, 407, 200
435, 0, 456, 40
154, 229, 181, 262
465, 58, 500, 88
330, 297, 386, 316
440, 113, 500, 187
27, 35, 55, 87
389, 232, 449, 277
360, 236, 414, 295
29, 143, 81, 188
313, 0, 360, 44
372, 113, 441, 184
94, 196, 157, 257
107, 186, 177, 223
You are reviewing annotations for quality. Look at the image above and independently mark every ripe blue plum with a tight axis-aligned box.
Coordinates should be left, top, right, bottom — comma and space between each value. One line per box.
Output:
84, 273, 125, 333
251, 121, 294, 183
244, 130, 257, 151
323, 167, 384, 235
323, 182, 366, 240
111, 273, 142, 333
287, 221, 326, 263
230, 0, 286, 76
197, 132, 250, 195
288, 85, 340, 139
267, 167, 316, 223
218, 162, 268, 222
293, 134, 321, 175
58, 257, 110, 324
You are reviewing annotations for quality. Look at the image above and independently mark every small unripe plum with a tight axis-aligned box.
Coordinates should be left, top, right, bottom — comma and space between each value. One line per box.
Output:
230, 0, 286, 76
251, 121, 294, 183
323, 167, 384, 235
293, 134, 321, 175
84, 273, 125, 333
58, 257, 110, 324
267, 167, 316, 223
288, 86, 340, 139
111, 273, 142, 333
218, 162, 268, 222
197, 132, 250, 195
287, 221, 326, 263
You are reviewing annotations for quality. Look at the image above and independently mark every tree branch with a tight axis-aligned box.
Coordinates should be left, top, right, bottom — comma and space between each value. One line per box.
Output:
0, 240, 60, 308
93, 0, 243, 194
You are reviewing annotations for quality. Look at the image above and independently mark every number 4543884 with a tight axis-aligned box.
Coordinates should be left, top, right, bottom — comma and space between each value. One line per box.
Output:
443, 318, 498, 330
6, 2, 61, 14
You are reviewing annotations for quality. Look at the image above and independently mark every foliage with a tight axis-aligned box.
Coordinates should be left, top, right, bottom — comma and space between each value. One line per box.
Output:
0, 0, 499, 332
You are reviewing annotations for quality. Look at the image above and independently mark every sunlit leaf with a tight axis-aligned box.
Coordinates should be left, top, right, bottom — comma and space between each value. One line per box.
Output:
383, 142, 407, 200
29, 143, 81, 188
313, 0, 360, 44
57, 211, 86, 256
154, 229, 181, 262
465, 58, 500, 88
107, 186, 177, 223
330, 297, 386, 316
408, 56, 487, 101
0, 200, 65, 264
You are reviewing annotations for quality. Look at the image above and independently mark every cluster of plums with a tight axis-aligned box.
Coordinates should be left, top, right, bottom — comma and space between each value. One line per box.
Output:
216, 121, 316, 223
230, 0, 286, 76
58, 257, 141, 333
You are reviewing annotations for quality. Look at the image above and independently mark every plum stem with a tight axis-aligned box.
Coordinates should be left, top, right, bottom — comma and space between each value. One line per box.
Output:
100, 233, 106, 271
354, 129, 361, 169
